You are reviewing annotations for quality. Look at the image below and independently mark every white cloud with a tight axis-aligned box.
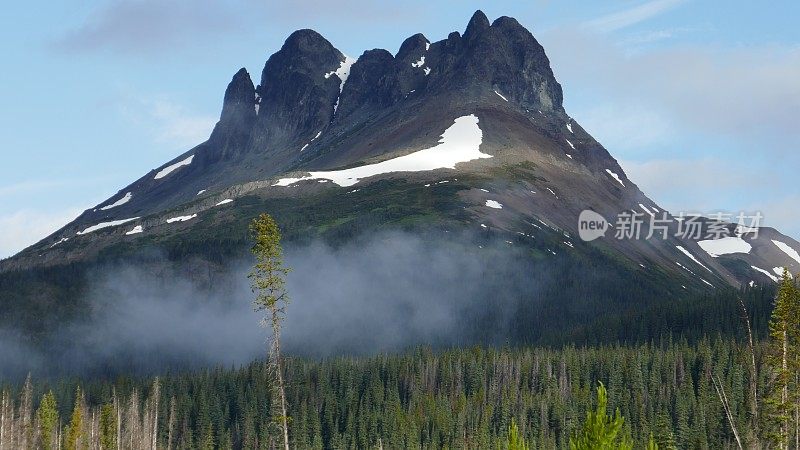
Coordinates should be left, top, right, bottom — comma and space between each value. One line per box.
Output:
745, 194, 800, 239
148, 100, 217, 148
586, 0, 687, 32
622, 158, 751, 196
577, 104, 671, 151
0, 208, 83, 259
119, 96, 216, 150
542, 29, 800, 153
52, 0, 240, 55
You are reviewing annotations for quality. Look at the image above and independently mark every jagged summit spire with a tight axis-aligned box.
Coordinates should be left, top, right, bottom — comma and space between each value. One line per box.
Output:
220, 68, 255, 122
464, 10, 490, 41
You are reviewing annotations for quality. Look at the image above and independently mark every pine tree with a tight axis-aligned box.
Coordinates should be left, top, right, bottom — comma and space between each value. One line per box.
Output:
99, 403, 117, 450
569, 382, 633, 450
505, 418, 529, 450
37, 391, 58, 450
765, 269, 800, 449
65, 387, 88, 450
249, 213, 291, 450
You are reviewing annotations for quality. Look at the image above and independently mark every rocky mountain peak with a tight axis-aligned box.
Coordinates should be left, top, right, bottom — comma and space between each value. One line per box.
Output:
463, 10, 491, 42
219, 68, 256, 124
255, 29, 345, 143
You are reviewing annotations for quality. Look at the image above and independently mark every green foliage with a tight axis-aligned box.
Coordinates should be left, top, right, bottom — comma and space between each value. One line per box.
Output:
249, 213, 290, 319
570, 382, 633, 450
99, 403, 117, 450
249, 212, 291, 450
505, 418, 529, 450
65, 387, 87, 450
36, 390, 58, 450
12, 340, 759, 448
764, 269, 800, 448
647, 433, 660, 450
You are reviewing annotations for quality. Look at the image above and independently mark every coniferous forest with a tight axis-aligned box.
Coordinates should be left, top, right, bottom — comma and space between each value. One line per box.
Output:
0, 338, 790, 449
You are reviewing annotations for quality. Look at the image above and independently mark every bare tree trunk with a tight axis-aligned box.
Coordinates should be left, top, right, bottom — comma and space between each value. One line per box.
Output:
272, 315, 290, 450
167, 397, 176, 450
713, 375, 743, 450
784, 329, 789, 449
739, 298, 760, 445
113, 389, 120, 450
150, 378, 160, 450
0, 391, 5, 450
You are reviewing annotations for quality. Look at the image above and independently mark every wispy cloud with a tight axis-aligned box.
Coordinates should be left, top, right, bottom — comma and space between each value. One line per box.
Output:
50, 0, 415, 56
119, 96, 217, 150
542, 29, 800, 150
51, 0, 241, 55
586, 0, 686, 32
147, 100, 217, 148
578, 104, 671, 151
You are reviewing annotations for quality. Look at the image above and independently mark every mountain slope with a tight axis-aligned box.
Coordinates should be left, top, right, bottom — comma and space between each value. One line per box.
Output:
1, 11, 798, 358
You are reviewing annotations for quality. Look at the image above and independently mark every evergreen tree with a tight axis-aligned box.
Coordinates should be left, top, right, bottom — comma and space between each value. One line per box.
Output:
569, 382, 633, 450
765, 269, 800, 448
36, 391, 58, 450
65, 387, 88, 450
249, 213, 291, 450
99, 403, 117, 450
505, 418, 529, 450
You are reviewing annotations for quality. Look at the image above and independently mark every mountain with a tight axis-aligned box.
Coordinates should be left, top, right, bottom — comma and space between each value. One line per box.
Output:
1, 11, 798, 369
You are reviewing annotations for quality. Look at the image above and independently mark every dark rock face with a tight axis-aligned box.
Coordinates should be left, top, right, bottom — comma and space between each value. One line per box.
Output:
335, 49, 401, 123
394, 33, 430, 95
425, 11, 564, 113
256, 29, 345, 143
204, 68, 256, 163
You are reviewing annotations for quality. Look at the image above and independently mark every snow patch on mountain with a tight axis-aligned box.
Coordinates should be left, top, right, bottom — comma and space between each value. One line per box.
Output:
215, 199, 233, 206
154, 155, 194, 180
566, 139, 575, 150
675, 245, 712, 273
301, 130, 323, 152
485, 200, 502, 209
326, 55, 357, 114
412, 55, 425, 67
273, 114, 490, 187
605, 169, 625, 187
77, 217, 139, 235
751, 265, 779, 282
698, 237, 752, 257
494, 90, 508, 102
772, 240, 800, 265
50, 237, 69, 248
125, 225, 143, 235
325, 55, 357, 89
166, 214, 198, 223
566, 122, 573, 133
100, 192, 132, 211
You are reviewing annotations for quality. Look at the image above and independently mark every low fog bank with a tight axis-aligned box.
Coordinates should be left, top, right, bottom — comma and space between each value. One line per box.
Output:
0, 231, 541, 378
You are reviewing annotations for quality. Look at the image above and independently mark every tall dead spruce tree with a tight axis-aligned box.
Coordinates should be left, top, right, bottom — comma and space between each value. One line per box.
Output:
249, 213, 291, 450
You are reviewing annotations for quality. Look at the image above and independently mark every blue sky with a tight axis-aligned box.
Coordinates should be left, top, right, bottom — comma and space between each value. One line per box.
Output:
1, 0, 798, 258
